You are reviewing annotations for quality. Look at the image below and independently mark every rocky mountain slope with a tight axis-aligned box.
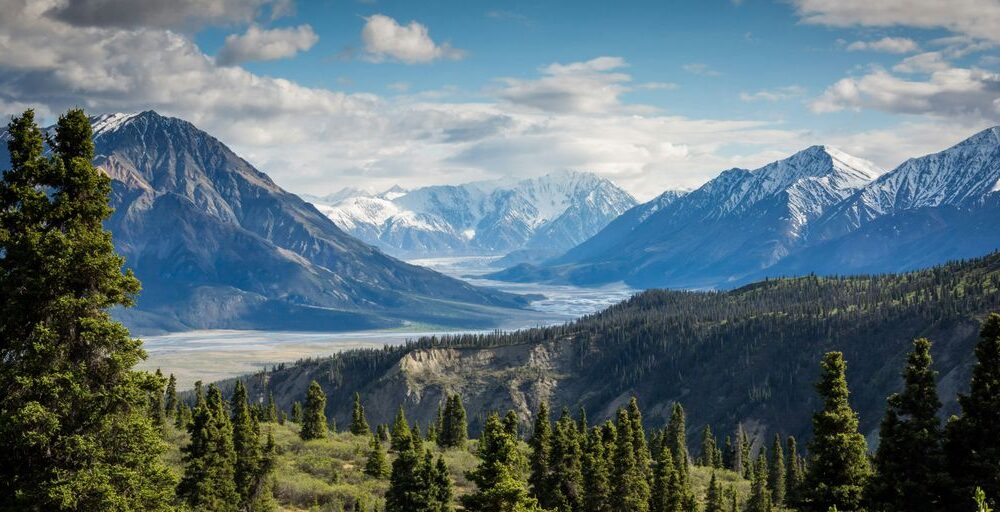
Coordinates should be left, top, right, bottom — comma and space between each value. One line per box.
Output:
235, 251, 1000, 449
308, 171, 638, 262
491, 145, 885, 288
0, 111, 529, 333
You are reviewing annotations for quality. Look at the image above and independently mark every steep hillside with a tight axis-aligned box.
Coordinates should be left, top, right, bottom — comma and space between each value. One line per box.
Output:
0, 111, 529, 333
235, 251, 1000, 450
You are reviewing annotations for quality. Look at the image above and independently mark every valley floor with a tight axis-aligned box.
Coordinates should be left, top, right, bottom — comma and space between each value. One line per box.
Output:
138, 256, 638, 388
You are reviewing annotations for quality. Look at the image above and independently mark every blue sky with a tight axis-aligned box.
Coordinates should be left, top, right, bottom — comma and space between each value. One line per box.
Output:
1, 0, 998, 198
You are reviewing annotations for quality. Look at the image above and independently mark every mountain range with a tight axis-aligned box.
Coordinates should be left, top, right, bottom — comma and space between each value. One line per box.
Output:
490, 127, 1000, 289
0, 111, 530, 334
304, 171, 638, 264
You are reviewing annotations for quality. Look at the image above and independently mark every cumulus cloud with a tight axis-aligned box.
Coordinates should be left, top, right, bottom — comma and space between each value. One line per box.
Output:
811, 65, 1000, 119
494, 56, 638, 114
217, 24, 317, 65
740, 85, 806, 102
45, 0, 285, 29
360, 14, 465, 64
791, 0, 1000, 43
846, 36, 919, 53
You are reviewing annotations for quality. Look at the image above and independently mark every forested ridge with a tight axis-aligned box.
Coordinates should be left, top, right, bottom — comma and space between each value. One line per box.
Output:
254, 250, 1000, 445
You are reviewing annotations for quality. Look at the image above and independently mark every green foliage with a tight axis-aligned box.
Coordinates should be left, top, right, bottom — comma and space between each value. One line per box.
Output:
529, 401, 554, 507
869, 338, 947, 511
611, 408, 650, 512
438, 394, 469, 449
351, 392, 371, 436
947, 314, 1000, 508
976, 488, 993, 512
549, 409, 584, 511
165, 373, 178, 418
178, 384, 239, 511
301, 380, 328, 441
390, 406, 412, 452
462, 412, 544, 512
802, 353, 871, 512
291, 401, 302, 424
365, 435, 391, 479
747, 454, 772, 512
705, 472, 726, 512
0, 109, 175, 511
770, 434, 786, 508
582, 426, 612, 512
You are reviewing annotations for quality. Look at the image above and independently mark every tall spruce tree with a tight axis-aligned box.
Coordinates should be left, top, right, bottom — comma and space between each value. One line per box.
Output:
612, 408, 650, 512
504, 410, 521, 438
946, 314, 1000, 507
350, 392, 371, 436
232, 380, 271, 511
300, 380, 328, 440
391, 406, 413, 451
705, 472, 726, 512
628, 398, 653, 482
787, 435, 804, 507
439, 394, 468, 449
462, 412, 544, 512
665, 403, 695, 511
700, 425, 719, 467
0, 109, 175, 511
650, 444, 679, 512
365, 434, 391, 478
178, 384, 239, 511
869, 338, 946, 512
165, 373, 179, 418
802, 352, 871, 512
769, 433, 786, 508
386, 430, 427, 512
748, 453, 773, 512
290, 401, 302, 423
549, 410, 584, 512
264, 392, 277, 423
431, 454, 454, 512
151, 368, 168, 432
529, 401, 554, 507
582, 427, 612, 512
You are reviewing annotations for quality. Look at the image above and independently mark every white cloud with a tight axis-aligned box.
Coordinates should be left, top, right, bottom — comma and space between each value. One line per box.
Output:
45, 0, 286, 29
846, 36, 919, 53
387, 81, 410, 92
217, 24, 317, 65
791, 0, 1000, 43
892, 52, 950, 73
360, 14, 465, 64
494, 56, 637, 114
740, 85, 806, 102
811, 65, 1000, 119
682, 63, 721, 76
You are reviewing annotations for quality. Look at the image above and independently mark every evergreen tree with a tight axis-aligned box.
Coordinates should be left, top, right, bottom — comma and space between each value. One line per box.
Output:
176, 402, 193, 430
439, 394, 469, 449
151, 368, 168, 431
462, 412, 544, 512
549, 411, 584, 512
365, 434, 391, 478
427, 452, 454, 512
232, 380, 272, 511
264, 392, 277, 423
740, 427, 753, 480
748, 453, 773, 512
802, 352, 871, 512
628, 397, 653, 482
582, 427, 612, 512
723, 435, 734, 471
705, 472, 726, 512
165, 373, 179, 418
612, 408, 650, 512
0, 109, 176, 511
650, 444, 679, 512
947, 314, 1000, 507
378, 423, 390, 442
178, 384, 239, 511
787, 435, 804, 506
733, 425, 747, 476
578, 407, 589, 434
529, 401, 554, 507
504, 410, 521, 438
700, 425, 718, 466
351, 392, 371, 436
300, 380, 328, 440
770, 434, 786, 508
665, 403, 695, 511
291, 401, 302, 423
391, 405, 412, 451
386, 431, 427, 512
868, 338, 946, 512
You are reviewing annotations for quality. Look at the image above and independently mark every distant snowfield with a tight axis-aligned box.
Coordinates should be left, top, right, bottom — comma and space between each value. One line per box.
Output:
139, 256, 637, 387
